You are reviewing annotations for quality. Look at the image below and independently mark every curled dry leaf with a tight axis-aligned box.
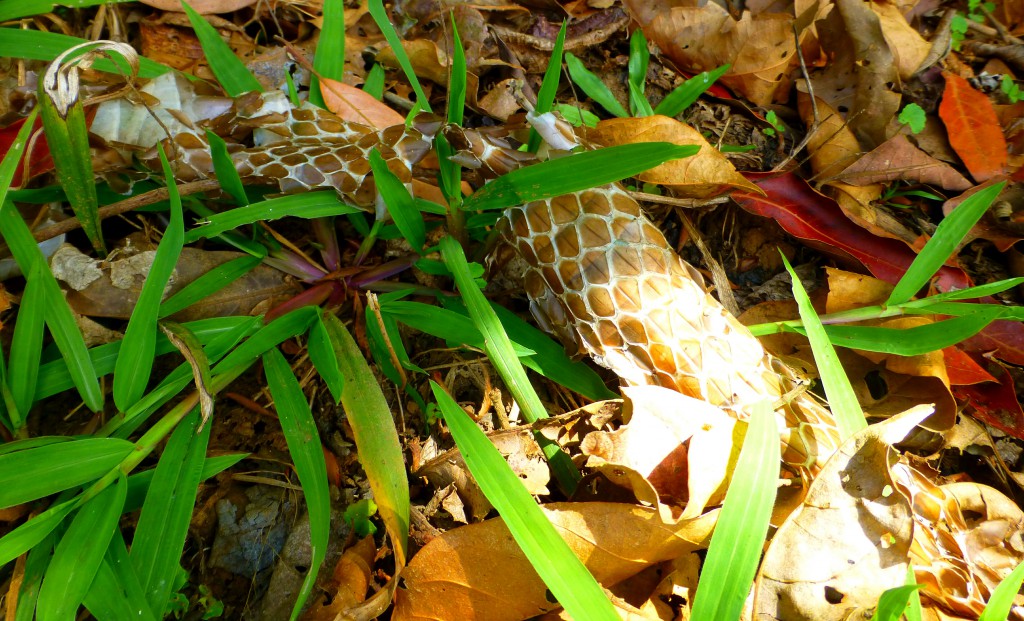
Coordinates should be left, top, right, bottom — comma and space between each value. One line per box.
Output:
939, 72, 1009, 182
393, 503, 717, 621
302, 536, 376, 621
621, 0, 798, 106
898, 468, 1024, 618
869, 0, 931, 80
581, 386, 740, 521
754, 407, 932, 620
584, 115, 762, 198
834, 134, 972, 191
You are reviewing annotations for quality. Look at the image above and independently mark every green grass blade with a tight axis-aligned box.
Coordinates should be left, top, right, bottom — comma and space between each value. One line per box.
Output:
691, 400, 779, 620
205, 130, 248, 205
782, 254, 866, 439
124, 453, 246, 513
263, 347, 331, 620
565, 52, 629, 118
887, 182, 1006, 305
10, 527, 57, 621
439, 299, 617, 401
35, 317, 253, 402
368, 0, 431, 112
83, 531, 157, 621
363, 63, 385, 99
913, 278, 1024, 302
978, 559, 1024, 621
871, 584, 923, 621
0, 438, 133, 508
654, 64, 730, 118
211, 307, 318, 374
0, 0, 134, 21
818, 309, 1005, 355
114, 145, 185, 412
158, 254, 263, 318
461, 143, 697, 212
308, 313, 344, 403
528, 21, 568, 153
0, 497, 77, 568
0, 201, 104, 411
319, 312, 410, 564
8, 262, 47, 429
446, 14, 466, 126
380, 300, 533, 358
904, 566, 923, 621
439, 236, 580, 492
130, 409, 210, 617
180, 0, 262, 96
184, 191, 363, 241
430, 381, 618, 620
36, 476, 126, 621
627, 29, 653, 117
369, 149, 425, 250
0, 29, 168, 77
309, 0, 345, 109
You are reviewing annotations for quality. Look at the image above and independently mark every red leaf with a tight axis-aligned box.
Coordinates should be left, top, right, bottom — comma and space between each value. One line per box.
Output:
938, 72, 1008, 182
942, 347, 998, 385
953, 358, 1024, 440
961, 320, 1024, 367
734, 172, 970, 292
0, 116, 53, 186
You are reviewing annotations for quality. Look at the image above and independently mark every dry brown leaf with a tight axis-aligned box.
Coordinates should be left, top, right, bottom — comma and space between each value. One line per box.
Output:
899, 467, 1024, 619
392, 502, 717, 621
51, 245, 298, 321
870, 0, 932, 79
834, 134, 972, 190
377, 39, 450, 87
755, 407, 931, 620
581, 386, 740, 520
797, 89, 864, 180
319, 78, 404, 128
622, 0, 798, 106
585, 116, 762, 198
301, 536, 376, 621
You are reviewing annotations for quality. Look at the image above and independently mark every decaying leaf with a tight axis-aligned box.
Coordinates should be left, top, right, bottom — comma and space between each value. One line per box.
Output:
584, 115, 762, 198
939, 72, 1010, 182
834, 134, 972, 191
319, 78, 404, 128
754, 408, 930, 620
393, 503, 716, 621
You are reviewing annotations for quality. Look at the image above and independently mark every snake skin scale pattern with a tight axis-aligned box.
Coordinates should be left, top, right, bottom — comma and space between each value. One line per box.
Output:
94, 85, 841, 473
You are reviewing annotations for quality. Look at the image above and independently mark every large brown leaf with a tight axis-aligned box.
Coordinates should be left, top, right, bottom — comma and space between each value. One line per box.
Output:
834, 134, 972, 190
584, 116, 763, 198
392, 503, 716, 621
939, 72, 1009, 182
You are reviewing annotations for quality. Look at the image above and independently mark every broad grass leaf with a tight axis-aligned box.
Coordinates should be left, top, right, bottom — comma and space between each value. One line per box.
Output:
0, 497, 77, 568
565, 52, 628, 118
691, 400, 778, 620
0, 438, 132, 508
263, 347, 331, 620
461, 143, 697, 212
978, 559, 1024, 621
8, 262, 46, 426
0, 29, 168, 77
439, 237, 580, 493
180, 0, 261, 96
114, 144, 185, 412
309, 0, 344, 109
654, 64, 730, 118
83, 531, 157, 621
369, 149, 425, 250
130, 409, 209, 617
319, 312, 409, 565
527, 20, 567, 153
36, 477, 126, 621
185, 191, 362, 241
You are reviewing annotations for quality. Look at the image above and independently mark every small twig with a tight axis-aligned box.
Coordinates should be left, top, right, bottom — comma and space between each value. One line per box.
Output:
772, 24, 819, 172
30, 179, 223, 243
628, 191, 729, 209
979, 3, 1024, 44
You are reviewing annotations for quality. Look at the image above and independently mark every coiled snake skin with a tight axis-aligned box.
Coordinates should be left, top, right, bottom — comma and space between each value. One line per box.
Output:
92, 80, 841, 474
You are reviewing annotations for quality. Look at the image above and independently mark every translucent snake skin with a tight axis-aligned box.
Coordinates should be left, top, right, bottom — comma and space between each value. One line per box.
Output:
94, 83, 841, 474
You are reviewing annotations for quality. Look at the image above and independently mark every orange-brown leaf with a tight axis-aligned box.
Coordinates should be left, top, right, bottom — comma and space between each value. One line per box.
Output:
938, 72, 1009, 182
319, 78, 404, 129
